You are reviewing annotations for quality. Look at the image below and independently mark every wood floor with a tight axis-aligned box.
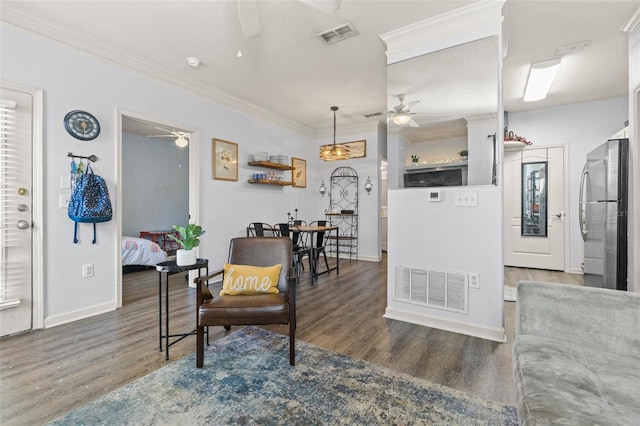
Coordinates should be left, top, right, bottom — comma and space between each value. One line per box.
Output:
0, 256, 582, 425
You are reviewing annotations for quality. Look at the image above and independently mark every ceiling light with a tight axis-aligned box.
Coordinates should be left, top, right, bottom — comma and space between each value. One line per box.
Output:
319, 106, 350, 161
391, 113, 412, 126
523, 58, 561, 102
237, 50, 243, 58
175, 135, 189, 148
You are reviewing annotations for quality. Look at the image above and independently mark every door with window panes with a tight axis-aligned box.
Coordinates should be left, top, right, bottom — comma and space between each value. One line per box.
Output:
0, 87, 33, 337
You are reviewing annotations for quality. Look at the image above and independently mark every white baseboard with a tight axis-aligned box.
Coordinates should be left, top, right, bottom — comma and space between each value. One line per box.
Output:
44, 301, 116, 329
568, 267, 584, 274
383, 307, 506, 343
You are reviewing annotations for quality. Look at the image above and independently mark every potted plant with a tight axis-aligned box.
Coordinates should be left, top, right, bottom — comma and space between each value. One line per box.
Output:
168, 224, 204, 266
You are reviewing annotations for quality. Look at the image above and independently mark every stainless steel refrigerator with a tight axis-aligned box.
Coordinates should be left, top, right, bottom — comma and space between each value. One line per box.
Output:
579, 139, 629, 290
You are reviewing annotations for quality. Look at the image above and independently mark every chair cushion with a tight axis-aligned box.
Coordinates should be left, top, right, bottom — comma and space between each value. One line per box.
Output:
199, 293, 290, 325
220, 263, 282, 295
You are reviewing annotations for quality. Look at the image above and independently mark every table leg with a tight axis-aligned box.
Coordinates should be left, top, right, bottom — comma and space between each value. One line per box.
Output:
165, 271, 170, 360
335, 227, 339, 275
158, 272, 162, 352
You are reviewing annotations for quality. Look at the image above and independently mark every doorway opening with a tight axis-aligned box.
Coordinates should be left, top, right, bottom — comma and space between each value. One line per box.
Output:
116, 110, 199, 308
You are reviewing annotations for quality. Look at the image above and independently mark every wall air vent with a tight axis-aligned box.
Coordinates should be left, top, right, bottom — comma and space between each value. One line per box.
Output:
394, 265, 468, 314
316, 23, 359, 45
364, 112, 383, 118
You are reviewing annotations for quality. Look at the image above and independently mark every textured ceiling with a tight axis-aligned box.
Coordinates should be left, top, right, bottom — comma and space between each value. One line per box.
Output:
2, 0, 637, 136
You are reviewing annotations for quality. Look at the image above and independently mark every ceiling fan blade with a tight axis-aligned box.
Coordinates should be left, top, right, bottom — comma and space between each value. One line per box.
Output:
238, 0, 261, 38
146, 135, 175, 138
299, 0, 341, 14
399, 100, 419, 113
407, 118, 420, 128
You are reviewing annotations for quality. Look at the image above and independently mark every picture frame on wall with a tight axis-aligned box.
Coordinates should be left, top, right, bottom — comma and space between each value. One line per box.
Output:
292, 157, 306, 188
343, 140, 366, 158
212, 139, 238, 181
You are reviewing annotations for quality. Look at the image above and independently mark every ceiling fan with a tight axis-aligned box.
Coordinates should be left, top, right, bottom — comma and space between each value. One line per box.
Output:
388, 94, 449, 128
146, 127, 190, 148
388, 94, 421, 127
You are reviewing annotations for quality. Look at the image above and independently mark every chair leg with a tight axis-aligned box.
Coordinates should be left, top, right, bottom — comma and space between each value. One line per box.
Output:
196, 325, 205, 368
289, 320, 295, 366
322, 250, 329, 271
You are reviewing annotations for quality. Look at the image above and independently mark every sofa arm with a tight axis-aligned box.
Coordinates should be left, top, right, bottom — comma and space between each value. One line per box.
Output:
516, 281, 640, 359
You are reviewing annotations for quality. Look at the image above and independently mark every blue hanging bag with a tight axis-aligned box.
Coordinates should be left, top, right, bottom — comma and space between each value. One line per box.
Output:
68, 164, 112, 244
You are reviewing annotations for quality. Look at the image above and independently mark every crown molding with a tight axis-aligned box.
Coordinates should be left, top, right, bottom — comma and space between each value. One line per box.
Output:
621, 5, 640, 33
0, 5, 315, 137
380, 0, 505, 65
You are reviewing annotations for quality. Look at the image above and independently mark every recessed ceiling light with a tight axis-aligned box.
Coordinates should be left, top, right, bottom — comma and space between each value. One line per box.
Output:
187, 57, 201, 68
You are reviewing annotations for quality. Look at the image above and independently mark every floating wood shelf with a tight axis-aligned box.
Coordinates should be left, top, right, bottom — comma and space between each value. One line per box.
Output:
247, 161, 294, 171
247, 179, 292, 186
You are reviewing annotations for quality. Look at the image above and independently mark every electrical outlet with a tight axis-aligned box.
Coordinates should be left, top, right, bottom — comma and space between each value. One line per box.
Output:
469, 272, 480, 289
59, 194, 70, 209
82, 263, 94, 278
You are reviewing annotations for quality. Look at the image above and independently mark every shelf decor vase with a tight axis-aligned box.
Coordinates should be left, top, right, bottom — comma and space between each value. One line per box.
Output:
176, 249, 196, 266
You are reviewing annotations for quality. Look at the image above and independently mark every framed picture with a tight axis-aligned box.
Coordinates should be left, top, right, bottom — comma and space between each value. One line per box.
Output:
343, 140, 366, 158
291, 157, 306, 188
212, 139, 238, 181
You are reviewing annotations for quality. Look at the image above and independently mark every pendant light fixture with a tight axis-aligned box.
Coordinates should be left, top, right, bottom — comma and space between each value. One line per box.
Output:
319, 106, 350, 161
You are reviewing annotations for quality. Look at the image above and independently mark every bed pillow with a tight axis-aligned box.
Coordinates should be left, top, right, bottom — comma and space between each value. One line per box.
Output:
220, 263, 281, 295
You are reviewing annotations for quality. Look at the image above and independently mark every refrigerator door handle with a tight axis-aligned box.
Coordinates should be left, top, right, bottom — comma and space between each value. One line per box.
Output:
579, 164, 589, 241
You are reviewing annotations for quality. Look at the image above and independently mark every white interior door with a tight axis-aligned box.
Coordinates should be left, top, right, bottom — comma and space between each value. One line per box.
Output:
0, 87, 33, 336
504, 146, 566, 270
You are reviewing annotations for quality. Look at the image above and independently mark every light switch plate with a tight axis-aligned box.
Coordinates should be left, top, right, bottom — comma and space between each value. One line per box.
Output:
454, 191, 478, 207
60, 176, 71, 189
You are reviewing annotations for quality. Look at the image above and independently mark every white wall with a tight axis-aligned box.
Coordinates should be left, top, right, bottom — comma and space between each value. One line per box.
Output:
121, 132, 188, 237
314, 122, 383, 261
507, 97, 628, 273
4, 23, 381, 325
387, 185, 504, 340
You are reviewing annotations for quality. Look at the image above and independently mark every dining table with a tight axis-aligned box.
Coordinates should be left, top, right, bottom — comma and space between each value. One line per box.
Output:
290, 224, 339, 282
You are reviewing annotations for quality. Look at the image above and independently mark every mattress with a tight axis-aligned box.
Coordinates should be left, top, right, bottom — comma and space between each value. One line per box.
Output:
122, 236, 167, 266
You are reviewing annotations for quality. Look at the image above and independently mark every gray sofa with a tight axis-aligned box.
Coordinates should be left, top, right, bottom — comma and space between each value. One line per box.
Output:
513, 281, 640, 425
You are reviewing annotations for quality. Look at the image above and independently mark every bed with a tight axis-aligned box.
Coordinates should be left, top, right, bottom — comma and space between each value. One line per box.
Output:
122, 236, 167, 271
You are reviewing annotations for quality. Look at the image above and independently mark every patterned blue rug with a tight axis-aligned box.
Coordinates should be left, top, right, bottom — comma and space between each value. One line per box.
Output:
49, 327, 517, 425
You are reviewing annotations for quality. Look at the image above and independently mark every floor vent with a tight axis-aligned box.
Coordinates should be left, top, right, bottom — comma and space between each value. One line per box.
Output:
316, 23, 358, 45
394, 266, 468, 314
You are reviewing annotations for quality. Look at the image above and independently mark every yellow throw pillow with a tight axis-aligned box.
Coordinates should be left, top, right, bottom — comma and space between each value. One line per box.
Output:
220, 263, 282, 295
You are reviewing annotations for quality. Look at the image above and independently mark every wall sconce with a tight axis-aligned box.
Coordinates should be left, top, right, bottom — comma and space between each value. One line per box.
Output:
319, 180, 327, 197
364, 176, 373, 195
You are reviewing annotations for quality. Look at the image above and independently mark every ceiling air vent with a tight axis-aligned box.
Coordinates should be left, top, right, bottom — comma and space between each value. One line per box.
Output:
316, 23, 358, 45
364, 112, 383, 118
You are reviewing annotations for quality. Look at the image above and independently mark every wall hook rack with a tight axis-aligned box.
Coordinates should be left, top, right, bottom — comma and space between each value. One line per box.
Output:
67, 152, 98, 162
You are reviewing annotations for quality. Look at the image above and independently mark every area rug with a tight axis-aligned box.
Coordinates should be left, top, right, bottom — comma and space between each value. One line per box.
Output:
49, 327, 518, 425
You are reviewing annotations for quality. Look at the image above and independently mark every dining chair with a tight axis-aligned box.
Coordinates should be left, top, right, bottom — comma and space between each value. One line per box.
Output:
292, 219, 309, 247
247, 222, 276, 237
274, 223, 310, 279
308, 220, 330, 276
193, 237, 296, 367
